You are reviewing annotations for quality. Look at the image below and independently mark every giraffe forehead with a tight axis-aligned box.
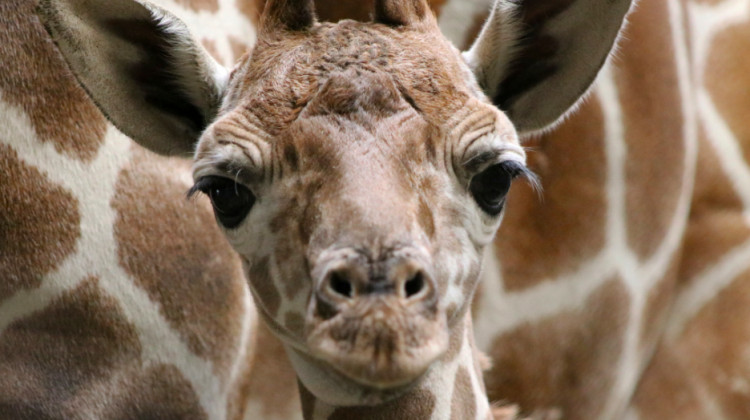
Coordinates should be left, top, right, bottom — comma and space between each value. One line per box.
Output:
224, 19, 481, 131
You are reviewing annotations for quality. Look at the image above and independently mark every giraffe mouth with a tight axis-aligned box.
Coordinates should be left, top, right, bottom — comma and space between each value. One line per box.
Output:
305, 296, 449, 388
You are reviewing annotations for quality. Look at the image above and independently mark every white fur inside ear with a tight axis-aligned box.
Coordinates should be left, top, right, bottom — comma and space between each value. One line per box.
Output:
39, 0, 230, 156
142, 3, 230, 119
462, 0, 634, 134
462, 0, 521, 100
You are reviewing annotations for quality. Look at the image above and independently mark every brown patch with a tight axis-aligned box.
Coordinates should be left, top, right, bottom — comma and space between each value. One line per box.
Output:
635, 269, 750, 419
616, 0, 686, 259
0, 145, 80, 302
240, 0, 449, 24
111, 147, 246, 373
174, 0, 219, 13
679, 127, 750, 283
328, 388, 436, 420
98, 364, 208, 420
298, 379, 317, 420
247, 256, 282, 317
629, 344, 708, 420
241, 322, 302, 420
417, 197, 436, 238
285, 311, 305, 336
0, 0, 107, 161
484, 278, 630, 418
0, 277, 141, 418
450, 366, 477, 419
201, 38, 221, 63
444, 313, 467, 363
315, 0, 375, 22
229, 35, 251, 63
704, 20, 750, 174
239, 0, 264, 26
672, 268, 750, 418
496, 95, 607, 291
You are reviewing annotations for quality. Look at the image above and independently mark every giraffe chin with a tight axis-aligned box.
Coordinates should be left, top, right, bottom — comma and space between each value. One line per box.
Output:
305, 298, 449, 390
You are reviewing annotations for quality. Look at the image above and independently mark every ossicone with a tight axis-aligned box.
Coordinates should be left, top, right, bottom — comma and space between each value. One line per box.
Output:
259, 0, 316, 36
373, 0, 432, 27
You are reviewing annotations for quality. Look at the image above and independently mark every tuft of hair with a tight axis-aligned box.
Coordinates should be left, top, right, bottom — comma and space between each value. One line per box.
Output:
142, 3, 229, 132
462, 0, 522, 101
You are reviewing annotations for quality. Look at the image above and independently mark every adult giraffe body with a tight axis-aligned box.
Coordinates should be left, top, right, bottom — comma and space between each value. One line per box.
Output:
445, 1, 750, 418
0, 1, 294, 419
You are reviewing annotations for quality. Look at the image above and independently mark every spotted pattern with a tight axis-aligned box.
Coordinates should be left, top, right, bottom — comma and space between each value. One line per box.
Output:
496, 95, 608, 291
0, 278, 141, 419
0, 0, 107, 162
0, 145, 80, 302
484, 279, 630, 418
111, 148, 246, 374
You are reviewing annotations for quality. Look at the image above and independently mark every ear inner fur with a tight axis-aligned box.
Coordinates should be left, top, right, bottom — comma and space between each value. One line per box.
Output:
37, 0, 227, 156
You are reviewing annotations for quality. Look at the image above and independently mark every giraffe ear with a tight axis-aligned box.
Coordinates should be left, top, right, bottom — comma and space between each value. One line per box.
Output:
463, 0, 633, 134
37, 0, 228, 156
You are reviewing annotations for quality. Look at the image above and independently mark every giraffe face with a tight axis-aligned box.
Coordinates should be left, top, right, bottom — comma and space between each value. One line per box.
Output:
191, 20, 529, 389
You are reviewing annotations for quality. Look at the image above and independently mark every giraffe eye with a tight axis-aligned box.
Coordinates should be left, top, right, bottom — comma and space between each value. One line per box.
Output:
190, 176, 255, 228
469, 161, 527, 216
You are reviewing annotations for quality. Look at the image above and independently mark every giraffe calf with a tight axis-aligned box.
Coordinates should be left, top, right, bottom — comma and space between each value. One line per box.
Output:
39, 0, 632, 418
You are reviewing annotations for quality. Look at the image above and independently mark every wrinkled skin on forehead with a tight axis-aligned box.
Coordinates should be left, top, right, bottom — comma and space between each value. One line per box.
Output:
193, 19, 524, 390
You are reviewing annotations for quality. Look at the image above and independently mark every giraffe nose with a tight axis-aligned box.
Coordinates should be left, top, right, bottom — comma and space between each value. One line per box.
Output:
314, 255, 437, 313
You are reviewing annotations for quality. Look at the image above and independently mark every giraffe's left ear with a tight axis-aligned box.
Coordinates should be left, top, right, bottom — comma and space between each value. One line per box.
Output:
464, 0, 633, 134
37, 0, 228, 156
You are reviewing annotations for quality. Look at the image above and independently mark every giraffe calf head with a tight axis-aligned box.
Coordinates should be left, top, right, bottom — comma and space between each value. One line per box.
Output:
41, 0, 631, 404
188, 14, 529, 389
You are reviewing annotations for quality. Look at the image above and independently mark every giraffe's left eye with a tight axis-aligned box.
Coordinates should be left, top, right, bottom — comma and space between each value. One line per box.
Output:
190, 176, 255, 228
470, 161, 531, 216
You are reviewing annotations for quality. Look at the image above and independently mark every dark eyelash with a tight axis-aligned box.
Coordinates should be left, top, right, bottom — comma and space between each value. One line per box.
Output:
498, 160, 543, 195
187, 177, 216, 198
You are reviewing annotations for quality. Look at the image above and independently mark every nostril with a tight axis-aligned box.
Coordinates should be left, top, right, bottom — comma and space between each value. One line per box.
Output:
329, 272, 353, 298
404, 272, 425, 298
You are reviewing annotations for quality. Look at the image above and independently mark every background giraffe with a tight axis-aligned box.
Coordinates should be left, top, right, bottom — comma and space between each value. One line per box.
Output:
436, 0, 750, 418
0, 0, 299, 418
2, 0, 750, 420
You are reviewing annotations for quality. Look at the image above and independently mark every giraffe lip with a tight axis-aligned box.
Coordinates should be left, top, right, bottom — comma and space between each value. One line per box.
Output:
305, 298, 449, 388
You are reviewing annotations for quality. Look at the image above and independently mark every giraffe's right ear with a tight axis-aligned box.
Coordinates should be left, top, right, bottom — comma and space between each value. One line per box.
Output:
463, 0, 633, 135
37, 0, 228, 156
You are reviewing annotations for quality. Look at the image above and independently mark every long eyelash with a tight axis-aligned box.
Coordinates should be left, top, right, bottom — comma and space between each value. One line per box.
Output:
502, 161, 543, 197
187, 177, 215, 199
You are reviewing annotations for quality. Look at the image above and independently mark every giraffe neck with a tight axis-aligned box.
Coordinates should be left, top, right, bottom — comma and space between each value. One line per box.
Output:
291, 312, 491, 420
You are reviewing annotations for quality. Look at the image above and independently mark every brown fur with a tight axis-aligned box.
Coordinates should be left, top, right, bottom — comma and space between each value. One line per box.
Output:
496, 95, 608, 291
0, 278, 143, 418
0, 0, 107, 161
617, 0, 686, 258
327, 388, 437, 420
485, 279, 630, 418
111, 148, 246, 373
11, 0, 750, 419
452, 366, 478, 419
0, 145, 80, 302
704, 21, 750, 165
0, 1, 271, 419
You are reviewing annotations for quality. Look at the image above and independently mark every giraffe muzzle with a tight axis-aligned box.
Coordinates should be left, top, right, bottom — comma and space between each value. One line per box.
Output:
305, 248, 448, 388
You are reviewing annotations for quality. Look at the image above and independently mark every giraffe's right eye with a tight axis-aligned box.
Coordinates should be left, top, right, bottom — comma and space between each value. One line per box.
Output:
190, 176, 255, 229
